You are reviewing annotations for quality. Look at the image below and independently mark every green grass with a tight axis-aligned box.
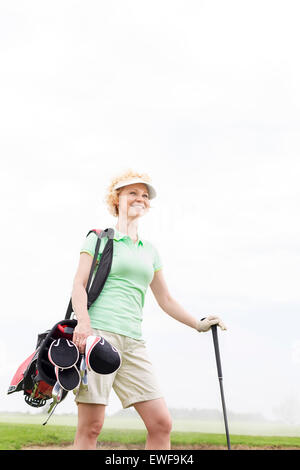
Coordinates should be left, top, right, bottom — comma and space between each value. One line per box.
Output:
1, 422, 300, 450
0, 423, 76, 450
2, 413, 300, 437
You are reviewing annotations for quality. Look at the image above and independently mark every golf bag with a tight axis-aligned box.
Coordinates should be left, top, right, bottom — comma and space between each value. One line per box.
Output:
7, 228, 115, 411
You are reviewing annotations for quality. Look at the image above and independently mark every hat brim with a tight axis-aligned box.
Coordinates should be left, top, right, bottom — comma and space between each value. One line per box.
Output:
113, 178, 156, 199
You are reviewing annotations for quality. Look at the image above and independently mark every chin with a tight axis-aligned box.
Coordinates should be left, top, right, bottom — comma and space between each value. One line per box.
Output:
129, 208, 145, 214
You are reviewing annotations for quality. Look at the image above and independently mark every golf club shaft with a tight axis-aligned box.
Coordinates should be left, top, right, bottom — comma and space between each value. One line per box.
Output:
211, 325, 231, 450
217, 377, 231, 450
42, 402, 58, 426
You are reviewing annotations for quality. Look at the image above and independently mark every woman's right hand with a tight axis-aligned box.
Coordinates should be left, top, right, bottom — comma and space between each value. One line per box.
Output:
196, 315, 227, 332
72, 320, 93, 353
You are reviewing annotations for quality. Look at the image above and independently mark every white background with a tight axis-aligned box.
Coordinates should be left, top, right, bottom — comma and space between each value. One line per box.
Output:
1, 1, 300, 423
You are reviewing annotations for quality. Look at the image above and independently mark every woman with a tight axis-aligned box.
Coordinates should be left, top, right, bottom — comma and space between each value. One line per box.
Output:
71, 170, 226, 450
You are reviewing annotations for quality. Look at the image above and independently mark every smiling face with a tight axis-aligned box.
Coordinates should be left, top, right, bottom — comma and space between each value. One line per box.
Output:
117, 183, 150, 217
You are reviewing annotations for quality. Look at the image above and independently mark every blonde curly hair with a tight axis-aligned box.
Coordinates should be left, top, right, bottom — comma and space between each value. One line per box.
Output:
104, 168, 153, 217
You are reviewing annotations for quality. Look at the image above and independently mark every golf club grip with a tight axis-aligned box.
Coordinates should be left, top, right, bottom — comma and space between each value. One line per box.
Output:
211, 325, 223, 379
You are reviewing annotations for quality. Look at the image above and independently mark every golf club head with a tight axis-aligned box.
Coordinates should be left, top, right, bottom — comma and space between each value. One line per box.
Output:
79, 354, 86, 378
79, 355, 88, 389
73, 354, 88, 393
42, 381, 63, 426
52, 381, 64, 403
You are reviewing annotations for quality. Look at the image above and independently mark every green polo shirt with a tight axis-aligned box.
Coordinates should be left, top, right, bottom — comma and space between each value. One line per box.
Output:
79, 228, 163, 340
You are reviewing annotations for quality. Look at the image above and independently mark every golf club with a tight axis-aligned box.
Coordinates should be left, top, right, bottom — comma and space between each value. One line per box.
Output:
42, 381, 63, 426
211, 324, 231, 450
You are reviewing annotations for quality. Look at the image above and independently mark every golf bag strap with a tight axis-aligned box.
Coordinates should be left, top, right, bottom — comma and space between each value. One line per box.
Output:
86, 228, 114, 308
85, 230, 102, 293
64, 228, 114, 320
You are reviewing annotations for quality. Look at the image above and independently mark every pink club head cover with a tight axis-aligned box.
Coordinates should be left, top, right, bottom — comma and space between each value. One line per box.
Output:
85, 336, 121, 375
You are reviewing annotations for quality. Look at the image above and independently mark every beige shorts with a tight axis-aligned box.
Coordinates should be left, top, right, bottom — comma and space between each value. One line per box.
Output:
75, 329, 163, 409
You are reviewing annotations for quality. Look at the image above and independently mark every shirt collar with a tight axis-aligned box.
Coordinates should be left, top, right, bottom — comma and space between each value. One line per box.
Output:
113, 227, 144, 246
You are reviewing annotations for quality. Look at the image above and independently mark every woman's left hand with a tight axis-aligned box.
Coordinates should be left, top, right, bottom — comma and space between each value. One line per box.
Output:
196, 316, 227, 332
73, 320, 93, 353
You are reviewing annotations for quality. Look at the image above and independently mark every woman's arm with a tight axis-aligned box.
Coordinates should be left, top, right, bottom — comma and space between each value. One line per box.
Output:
71, 252, 94, 351
150, 270, 198, 330
160, 296, 199, 330
150, 270, 226, 332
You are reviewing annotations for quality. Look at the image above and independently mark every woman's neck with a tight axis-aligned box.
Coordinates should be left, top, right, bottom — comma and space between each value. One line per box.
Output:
115, 221, 139, 243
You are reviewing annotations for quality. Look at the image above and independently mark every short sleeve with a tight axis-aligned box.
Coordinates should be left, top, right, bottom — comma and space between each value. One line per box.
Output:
80, 232, 100, 262
152, 244, 163, 272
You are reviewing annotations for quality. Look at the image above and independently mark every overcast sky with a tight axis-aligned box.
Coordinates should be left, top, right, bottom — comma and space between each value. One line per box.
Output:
1, 1, 300, 424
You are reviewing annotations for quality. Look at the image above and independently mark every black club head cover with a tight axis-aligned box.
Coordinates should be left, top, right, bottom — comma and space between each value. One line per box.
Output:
55, 366, 81, 391
85, 335, 121, 375
48, 338, 79, 369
